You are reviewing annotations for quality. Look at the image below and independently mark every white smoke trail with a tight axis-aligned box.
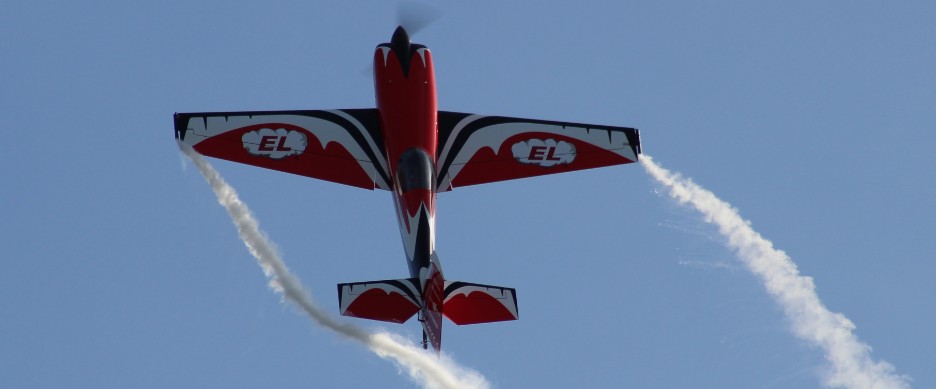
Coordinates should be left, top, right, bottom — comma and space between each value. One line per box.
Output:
179, 143, 489, 389
641, 155, 909, 389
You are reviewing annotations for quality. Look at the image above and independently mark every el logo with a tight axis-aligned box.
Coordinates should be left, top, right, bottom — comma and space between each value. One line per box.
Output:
259, 135, 293, 152
242, 128, 306, 159
512, 138, 576, 167
527, 145, 562, 161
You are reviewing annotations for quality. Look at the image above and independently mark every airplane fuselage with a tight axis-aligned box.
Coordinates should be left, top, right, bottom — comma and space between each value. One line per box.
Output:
374, 27, 443, 349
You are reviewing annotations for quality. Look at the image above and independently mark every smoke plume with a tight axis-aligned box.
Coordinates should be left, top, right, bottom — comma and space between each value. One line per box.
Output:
180, 143, 489, 389
641, 155, 909, 389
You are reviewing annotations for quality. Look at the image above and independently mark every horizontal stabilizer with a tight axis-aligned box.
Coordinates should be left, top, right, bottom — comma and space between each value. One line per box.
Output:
337, 278, 421, 324
442, 281, 519, 325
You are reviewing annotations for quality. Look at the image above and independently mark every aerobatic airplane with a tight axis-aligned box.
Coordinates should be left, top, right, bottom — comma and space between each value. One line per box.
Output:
174, 26, 641, 352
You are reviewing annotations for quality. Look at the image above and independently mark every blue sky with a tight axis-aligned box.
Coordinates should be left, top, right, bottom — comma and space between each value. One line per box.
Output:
3, 1, 934, 388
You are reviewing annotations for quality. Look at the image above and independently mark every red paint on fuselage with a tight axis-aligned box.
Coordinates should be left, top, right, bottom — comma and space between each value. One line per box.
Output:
374, 34, 444, 351
374, 47, 437, 164
374, 42, 438, 266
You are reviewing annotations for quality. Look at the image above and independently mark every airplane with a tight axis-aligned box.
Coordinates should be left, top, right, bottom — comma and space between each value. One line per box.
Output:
174, 26, 641, 352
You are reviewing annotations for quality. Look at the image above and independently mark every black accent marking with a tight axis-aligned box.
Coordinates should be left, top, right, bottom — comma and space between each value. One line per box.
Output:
173, 113, 187, 141
627, 128, 642, 157
407, 211, 432, 277
391, 26, 412, 77
317, 109, 391, 187
379, 26, 427, 79
383, 278, 422, 304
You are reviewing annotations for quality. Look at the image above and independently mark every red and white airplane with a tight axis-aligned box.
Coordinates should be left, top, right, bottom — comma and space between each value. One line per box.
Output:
174, 27, 641, 352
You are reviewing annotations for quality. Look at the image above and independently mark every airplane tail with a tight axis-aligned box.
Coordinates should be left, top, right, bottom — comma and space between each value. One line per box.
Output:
337, 277, 518, 351
336, 278, 519, 324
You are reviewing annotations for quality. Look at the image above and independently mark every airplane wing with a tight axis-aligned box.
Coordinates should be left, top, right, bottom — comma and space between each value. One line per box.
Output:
174, 109, 391, 190
436, 111, 641, 191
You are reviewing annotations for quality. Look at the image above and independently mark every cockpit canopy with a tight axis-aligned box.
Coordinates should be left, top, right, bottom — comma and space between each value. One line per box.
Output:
397, 148, 435, 192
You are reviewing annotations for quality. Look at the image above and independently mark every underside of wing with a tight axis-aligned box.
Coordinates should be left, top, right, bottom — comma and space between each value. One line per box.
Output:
436, 111, 641, 191
175, 109, 391, 190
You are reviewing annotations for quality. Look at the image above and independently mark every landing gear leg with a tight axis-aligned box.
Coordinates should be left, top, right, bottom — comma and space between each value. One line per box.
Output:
421, 330, 428, 350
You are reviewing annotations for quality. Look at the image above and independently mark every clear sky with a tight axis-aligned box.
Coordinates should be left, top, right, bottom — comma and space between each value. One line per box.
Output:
3, 1, 934, 388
